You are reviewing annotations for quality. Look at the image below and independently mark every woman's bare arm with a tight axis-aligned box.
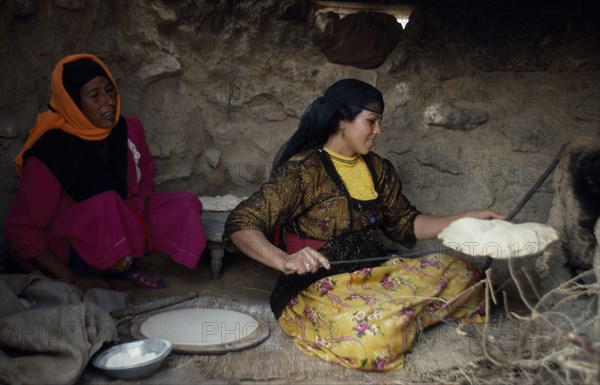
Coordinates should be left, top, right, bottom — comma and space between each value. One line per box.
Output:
413, 209, 505, 240
230, 229, 330, 275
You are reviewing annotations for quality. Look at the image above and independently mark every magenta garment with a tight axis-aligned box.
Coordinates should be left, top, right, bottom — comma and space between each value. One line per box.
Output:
4, 116, 206, 271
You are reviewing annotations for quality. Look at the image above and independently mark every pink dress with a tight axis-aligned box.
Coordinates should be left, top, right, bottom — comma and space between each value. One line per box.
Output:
4, 116, 206, 271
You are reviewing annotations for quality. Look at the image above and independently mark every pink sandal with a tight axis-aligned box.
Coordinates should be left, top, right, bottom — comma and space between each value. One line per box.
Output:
126, 270, 169, 289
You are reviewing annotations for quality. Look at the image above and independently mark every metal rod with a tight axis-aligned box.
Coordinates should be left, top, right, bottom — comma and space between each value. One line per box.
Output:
327, 144, 565, 267
110, 291, 197, 319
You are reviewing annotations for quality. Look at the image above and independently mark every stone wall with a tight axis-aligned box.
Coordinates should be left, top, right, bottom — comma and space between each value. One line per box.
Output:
1, 0, 599, 243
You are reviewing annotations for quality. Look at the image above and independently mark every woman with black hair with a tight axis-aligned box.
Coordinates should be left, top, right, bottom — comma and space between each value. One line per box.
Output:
223, 79, 504, 371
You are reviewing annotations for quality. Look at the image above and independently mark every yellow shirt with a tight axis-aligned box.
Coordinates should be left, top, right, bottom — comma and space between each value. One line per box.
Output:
323, 147, 378, 200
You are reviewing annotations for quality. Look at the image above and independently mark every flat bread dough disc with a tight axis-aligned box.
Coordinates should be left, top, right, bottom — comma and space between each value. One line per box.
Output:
438, 218, 559, 259
134, 308, 270, 354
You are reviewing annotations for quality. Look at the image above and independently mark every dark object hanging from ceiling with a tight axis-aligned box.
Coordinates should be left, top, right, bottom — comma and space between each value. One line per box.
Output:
311, 11, 403, 69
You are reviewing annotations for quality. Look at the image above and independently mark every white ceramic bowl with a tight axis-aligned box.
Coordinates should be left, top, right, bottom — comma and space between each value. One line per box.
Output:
92, 338, 172, 380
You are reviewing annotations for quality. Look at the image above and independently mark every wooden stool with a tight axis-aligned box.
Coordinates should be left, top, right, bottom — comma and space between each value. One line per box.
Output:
201, 211, 230, 279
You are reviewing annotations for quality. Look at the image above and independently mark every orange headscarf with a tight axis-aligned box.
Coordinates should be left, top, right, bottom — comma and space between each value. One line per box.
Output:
14, 53, 121, 174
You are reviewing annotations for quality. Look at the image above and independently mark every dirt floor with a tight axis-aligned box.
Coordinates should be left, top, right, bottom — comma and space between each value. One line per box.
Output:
8, 245, 585, 384
131, 250, 280, 303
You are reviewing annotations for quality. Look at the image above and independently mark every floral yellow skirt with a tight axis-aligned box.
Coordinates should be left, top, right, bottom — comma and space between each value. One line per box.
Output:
278, 253, 485, 371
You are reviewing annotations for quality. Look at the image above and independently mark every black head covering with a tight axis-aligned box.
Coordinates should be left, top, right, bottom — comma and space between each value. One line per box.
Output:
23, 58, 127, 201
62, 59, 110, 107
23, 117, 129, 202
274, 79, 384, 169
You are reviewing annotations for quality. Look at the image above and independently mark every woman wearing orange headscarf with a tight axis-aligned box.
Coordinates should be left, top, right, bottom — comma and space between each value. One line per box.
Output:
5, 54, 207, 289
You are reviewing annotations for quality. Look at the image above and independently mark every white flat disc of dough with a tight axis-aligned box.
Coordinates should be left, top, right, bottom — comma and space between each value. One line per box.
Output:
137, 308, 269, 354
438, 218, 559, 259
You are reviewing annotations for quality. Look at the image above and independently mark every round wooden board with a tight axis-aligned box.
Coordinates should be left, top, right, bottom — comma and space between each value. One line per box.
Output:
132, 308, 270, 354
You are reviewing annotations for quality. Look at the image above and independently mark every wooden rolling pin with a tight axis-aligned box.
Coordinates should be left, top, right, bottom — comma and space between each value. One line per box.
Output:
111, 291, 198, 319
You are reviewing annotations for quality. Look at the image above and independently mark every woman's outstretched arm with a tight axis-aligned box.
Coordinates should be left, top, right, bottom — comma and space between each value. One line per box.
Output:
413, 209, 505, 241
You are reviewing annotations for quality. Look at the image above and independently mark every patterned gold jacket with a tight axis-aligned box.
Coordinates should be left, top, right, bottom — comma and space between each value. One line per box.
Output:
223, 147, 421, 317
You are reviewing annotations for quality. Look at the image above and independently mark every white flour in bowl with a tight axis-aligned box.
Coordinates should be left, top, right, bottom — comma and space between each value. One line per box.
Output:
106, 352, 158, 368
